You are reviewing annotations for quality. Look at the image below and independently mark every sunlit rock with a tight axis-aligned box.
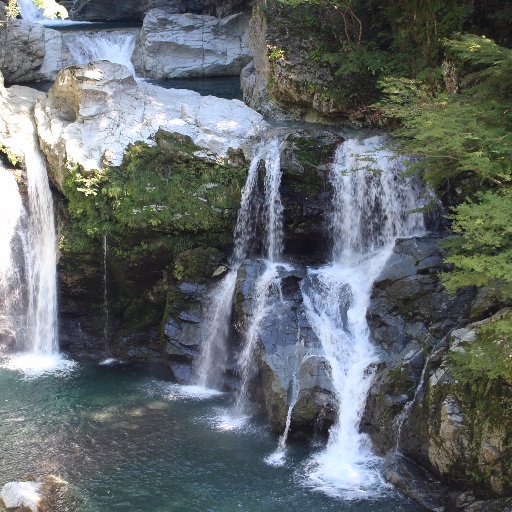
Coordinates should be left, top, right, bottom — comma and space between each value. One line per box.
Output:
34, 60, 267, 190
133, 10, 252, 78
1, 481, 41, 512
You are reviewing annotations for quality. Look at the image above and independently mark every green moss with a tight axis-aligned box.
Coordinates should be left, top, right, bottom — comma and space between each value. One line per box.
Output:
173, 247, 221, 283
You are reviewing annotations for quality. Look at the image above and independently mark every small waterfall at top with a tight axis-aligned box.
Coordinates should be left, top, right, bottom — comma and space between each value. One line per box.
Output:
17, 0, 47, 23
301, 136, 424, 498
66, 32, 138, 77
195, 137, 285, 391
17, 0, 75, 26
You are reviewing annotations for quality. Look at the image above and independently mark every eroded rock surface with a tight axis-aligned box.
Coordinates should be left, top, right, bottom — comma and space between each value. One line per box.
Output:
133, 10, 252, 79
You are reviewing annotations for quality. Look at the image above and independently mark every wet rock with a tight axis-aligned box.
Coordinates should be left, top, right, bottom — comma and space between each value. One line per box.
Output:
133, 10, 252, 79
234, 260, 336, 434
383, 452, 449, 512
364, 235, 475, 454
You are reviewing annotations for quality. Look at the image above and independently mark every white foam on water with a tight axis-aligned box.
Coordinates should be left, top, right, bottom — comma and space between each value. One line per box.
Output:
264, 449, 287, 467
98, 357, 122, 366
1, 352, 77, 378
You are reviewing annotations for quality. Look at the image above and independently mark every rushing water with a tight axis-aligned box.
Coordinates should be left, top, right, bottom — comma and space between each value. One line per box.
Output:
0, 166, 29, 349
0, 362, 420, 511
0, 138, 71, 375
66, 31, 138, 76
301, 137, 425, 498
195, 138, 283, 390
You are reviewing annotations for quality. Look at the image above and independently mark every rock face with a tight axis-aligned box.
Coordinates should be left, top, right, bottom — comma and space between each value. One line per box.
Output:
362, 236, 512, 506
363, 236, 476, 453
34, 61, 266, 189
0, 20, 139, 84
133, 10, 252, 79
241, 1, 363, 122
69, 0, 250, 22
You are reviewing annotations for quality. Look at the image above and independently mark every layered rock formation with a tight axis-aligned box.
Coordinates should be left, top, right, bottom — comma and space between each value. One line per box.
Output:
241, 0, 366, 122
133, 10, 252, 78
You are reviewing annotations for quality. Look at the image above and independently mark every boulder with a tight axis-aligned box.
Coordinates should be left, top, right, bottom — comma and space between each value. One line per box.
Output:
33, 60, 266, 190
132, 10, 252, 79
1, 481, 40, 512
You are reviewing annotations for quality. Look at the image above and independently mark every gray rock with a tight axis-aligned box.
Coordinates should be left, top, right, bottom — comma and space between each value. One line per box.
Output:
133, 10, 252, 79
383, 452, 449, 512
233, 260, 336, 433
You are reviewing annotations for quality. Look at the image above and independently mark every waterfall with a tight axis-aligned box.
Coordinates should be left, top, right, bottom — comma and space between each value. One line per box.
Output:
25, 143, 58, 355
194, 137, 283, 393
301, 136, 424, 498
17, 0, 75, 26
102, 233, 110, 355
233, 137, 285, 414
17, 0, 46, 23
0, 166, 30, 349
66, 32, 137, 77
1, 137, 73, 375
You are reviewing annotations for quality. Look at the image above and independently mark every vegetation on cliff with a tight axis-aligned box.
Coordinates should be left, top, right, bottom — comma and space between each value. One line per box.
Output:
275, 0, 512, 377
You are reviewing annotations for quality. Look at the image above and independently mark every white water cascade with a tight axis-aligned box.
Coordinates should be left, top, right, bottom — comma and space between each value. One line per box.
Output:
301, 136, 425, 498
0, 166, 30, 349
17, 0, 47, 23
17, 0, 77, 26
1, 137, 72, 375
66, 32, 138, 77
233, 137, 286, 415
195, 138, 277, 389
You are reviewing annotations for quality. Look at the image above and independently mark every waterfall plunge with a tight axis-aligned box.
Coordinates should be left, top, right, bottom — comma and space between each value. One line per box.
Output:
302, 136, 425, 498
1, 138, 73, 376
195, 137, 285, 399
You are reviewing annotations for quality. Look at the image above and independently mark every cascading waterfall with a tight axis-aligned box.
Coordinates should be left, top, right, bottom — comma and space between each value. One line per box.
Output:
25, 142, 59, 355
232, 137, 288, 416
66, 32, 138, 77
301, 136, 425, 498
195, 137, 285, 400
17, 0, 47, 23
0, 165, 30, 349
17, 0, 79, 26
102, 233, 110, 355
1, 137, 72, 375
194, 143, 263, 389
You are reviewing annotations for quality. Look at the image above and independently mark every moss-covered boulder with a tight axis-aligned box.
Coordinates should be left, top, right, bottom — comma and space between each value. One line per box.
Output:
58, 130, 248, 364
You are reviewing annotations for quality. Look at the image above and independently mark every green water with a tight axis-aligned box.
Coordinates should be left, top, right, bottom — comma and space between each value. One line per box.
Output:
0, 362, 419, 511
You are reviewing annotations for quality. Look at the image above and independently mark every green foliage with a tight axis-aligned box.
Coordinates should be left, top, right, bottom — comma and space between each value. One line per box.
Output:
451, 311, 512, 384
62, 131, 247, 256
378, 35, 512, 309
442, 190, 512, 293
